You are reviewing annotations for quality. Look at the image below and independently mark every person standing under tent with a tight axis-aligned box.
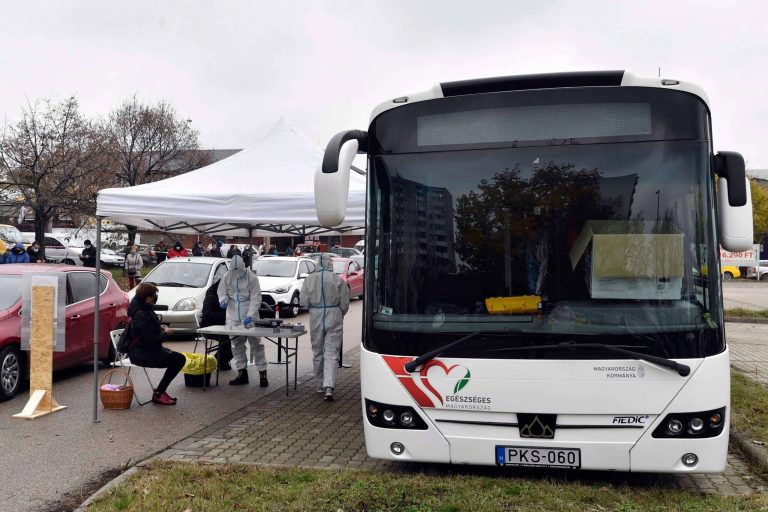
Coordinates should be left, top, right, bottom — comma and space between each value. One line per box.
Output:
192, 241, 204, 257
167, 241, 188, 259
217, 255, 268, 387
202, 278, 232, 370
154, 239, 168, 264
227, 244, 242, 259
242, 244, 254, 268
300, 253, 350, 401
209, 240, 223, 258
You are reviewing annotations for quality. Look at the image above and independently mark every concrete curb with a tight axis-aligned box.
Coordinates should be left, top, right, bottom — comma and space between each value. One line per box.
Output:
725, 317, 768, 324
73, 466, 142, 511
731, 429, 768, 476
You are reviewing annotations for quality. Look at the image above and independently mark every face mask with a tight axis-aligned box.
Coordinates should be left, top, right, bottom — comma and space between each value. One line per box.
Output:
175, 245, 182, 250
85, 244, 91, 248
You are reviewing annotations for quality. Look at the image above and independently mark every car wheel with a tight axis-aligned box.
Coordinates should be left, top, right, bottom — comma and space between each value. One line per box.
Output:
723, 272, 733, 280
284, 292, 300, 318
0, 345, 23, 401
761, 274, 768, 281
62, 259, 75, 265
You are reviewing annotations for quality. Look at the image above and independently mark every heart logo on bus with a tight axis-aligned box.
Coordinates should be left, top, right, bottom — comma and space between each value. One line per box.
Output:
420, 360, 471, 405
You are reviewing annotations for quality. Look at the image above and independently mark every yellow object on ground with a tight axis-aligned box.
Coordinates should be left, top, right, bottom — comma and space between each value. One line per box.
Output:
485, 295, 541, 315
181, 352, 218, 375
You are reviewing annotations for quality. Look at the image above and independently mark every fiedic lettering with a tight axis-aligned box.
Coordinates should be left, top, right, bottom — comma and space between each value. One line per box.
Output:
612, 415, 649, 425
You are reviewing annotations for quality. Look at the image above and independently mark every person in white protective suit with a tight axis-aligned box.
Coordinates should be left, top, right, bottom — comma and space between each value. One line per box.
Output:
217, 255, 269, 387
300, 253, 350, 401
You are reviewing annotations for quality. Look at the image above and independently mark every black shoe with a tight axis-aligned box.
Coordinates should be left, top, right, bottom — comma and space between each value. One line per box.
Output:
259, 370, 269, 388
229, 370, 249, 386
220, 362, 232, 371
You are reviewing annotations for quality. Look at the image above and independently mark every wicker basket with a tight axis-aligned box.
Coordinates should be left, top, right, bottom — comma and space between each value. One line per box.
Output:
100, 368, 134, 410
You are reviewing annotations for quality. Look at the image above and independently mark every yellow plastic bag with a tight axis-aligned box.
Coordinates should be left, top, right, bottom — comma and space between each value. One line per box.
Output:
181, 352, 218, 375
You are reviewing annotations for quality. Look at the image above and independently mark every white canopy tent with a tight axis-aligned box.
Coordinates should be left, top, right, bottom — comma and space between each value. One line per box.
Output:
96, 117, 366, 237
89, 119, 367, 421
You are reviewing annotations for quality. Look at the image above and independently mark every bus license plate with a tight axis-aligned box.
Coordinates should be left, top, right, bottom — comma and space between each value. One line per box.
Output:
495, 446, 581, 469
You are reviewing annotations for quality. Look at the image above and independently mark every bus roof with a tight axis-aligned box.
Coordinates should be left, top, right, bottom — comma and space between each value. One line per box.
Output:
369, 71, 710, 123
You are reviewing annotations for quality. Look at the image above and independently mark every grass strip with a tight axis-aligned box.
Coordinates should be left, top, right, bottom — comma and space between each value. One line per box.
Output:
731, 370, 768, 448
89, 460, 767, 512
724, 308, 768, 319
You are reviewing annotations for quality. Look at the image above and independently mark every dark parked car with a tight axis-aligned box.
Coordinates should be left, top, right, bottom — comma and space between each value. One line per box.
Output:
0, 264, 130, 401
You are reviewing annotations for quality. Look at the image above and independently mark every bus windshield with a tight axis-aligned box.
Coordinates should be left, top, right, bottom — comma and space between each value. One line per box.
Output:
365, 89, 722, 360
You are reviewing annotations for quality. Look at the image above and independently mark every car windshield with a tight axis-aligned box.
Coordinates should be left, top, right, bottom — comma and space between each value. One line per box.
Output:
254, 260, 297, 277
337, 248, 356, 258
0, 226, 22, 244
332, 261, 347, 274
0, 276, 22, 310
144, 262, 212, 288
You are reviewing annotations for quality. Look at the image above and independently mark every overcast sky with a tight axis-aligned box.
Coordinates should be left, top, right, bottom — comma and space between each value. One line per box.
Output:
1, 0, 767, 170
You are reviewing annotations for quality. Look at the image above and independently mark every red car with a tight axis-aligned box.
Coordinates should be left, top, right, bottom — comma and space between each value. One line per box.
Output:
332, 257, 364, 299
0, 264, 129, 401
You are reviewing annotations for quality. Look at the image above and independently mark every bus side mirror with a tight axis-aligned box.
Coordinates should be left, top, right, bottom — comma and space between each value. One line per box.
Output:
315, 130, 368, 227
715, 151, 753, 252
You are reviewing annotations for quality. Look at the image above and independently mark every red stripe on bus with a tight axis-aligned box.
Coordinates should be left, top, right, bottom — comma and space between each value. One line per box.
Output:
398, 377, 435, 408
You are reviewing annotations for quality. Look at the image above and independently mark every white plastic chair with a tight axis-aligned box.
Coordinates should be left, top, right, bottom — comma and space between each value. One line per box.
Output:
108, 329, 156, 406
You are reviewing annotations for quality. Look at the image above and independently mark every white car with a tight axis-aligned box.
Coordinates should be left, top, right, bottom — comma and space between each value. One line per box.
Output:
747, 260, 768, 281
128, 257, 230, 335
252, 256, 316, 318
99, 248, 125, 268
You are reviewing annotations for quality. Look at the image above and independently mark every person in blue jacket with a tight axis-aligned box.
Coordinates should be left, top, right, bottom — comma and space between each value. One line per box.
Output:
6, 243, 30, 263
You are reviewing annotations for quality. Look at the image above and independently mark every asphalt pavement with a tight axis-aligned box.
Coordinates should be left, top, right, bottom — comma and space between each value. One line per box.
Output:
722, 279, 768, 310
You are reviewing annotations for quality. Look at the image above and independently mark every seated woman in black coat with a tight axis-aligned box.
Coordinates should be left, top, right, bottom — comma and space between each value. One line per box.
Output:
201, 278, 232, 370
127, 282, 186, 405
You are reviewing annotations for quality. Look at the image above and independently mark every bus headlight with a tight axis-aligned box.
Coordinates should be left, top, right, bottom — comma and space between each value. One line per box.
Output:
652, 407, 726, 439
689, 417, 705, 433
364, 399, 428, 430
382, 409, 396, 425
667, 419, 683, 435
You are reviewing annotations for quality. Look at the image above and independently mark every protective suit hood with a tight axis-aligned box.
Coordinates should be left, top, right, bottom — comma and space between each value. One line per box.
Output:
230, 255, 247, 278
318, 253, 334, 271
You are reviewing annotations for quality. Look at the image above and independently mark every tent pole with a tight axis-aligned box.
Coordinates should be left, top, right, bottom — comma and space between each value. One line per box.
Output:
92, 217, 102, 423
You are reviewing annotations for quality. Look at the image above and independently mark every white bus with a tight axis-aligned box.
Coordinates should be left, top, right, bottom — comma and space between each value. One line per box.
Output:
315, 71, 753, 473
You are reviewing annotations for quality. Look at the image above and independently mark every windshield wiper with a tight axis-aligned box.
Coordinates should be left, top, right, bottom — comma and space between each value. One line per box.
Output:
404, 330, 514, 373
152, 281, 194, 288
491, 341, 690, 377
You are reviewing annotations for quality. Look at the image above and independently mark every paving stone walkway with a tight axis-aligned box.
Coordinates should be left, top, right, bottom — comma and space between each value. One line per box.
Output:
157, 346, 766, 496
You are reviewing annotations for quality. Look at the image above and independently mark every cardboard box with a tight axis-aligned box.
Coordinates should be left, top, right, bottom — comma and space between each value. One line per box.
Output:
569, 220, 684, 300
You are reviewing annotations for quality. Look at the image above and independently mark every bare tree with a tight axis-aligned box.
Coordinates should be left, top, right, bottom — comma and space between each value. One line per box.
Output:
102, 96, 212, 245
0, 97, 99, 249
